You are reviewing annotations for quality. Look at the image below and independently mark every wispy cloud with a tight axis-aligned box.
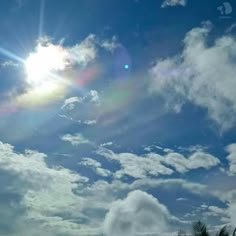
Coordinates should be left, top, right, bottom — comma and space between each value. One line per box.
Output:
161, 0, 187, 8
61, 133, 91, 146
80, 157, 111, 177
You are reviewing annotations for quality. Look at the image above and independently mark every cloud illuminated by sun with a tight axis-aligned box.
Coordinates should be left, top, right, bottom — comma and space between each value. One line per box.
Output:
21, 40, 73, 106
17, 34, 114, 107
25, 42, 70, 85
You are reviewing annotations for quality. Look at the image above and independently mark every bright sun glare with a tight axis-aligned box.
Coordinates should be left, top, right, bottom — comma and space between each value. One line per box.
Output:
25, 43, 69, 85
20, 42, 71, 105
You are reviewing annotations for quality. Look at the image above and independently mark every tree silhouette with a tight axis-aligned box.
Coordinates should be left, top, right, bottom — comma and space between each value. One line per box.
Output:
190, 222, 236, 236
233, 228, 236, 236
192, 221, 209, 236
216, 226, 229, 236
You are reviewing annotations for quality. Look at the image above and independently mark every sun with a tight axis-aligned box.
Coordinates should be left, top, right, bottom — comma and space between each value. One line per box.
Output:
25, 43, 69, 85
20, 42, 71, 106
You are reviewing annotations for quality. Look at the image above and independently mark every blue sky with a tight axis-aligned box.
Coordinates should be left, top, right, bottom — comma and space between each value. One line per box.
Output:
0, 0, 236, 235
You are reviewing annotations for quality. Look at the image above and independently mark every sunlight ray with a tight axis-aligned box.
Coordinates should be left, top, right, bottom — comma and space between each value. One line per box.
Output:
0, 47, 25, 63
39, 0, 45, 38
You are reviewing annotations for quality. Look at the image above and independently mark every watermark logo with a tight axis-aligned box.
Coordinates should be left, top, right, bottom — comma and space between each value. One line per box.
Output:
217, 2, 233, 19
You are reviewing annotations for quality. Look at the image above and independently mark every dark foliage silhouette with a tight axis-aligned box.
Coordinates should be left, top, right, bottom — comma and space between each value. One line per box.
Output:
216, 226, 229, 236
189, 221, 236, 236
192, 221, 209, 236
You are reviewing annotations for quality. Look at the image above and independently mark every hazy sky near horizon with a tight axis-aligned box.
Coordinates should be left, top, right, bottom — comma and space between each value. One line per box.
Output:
0, 0, 236, 235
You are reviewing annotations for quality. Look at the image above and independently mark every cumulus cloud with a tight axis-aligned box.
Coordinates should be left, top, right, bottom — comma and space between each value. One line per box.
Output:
97, 148, 174, 179
101, 36, 119, 52
207, 206, 228, 218
60, 90, 100, 125
225, 143, 236, 175
162, 151, 220, 173
88, 90, 100, 104
75, 176, 228, 234
227, 202, 236, 225
215, 188, 236, 225
80, 157, 111, 177
103, 190, 176, 236
61, 133, 91, 146
69, 34, 97, 66
0, 141, 88, 235
149, 23, 236, 131
97, 147, 220, 178
161, 0, 187, 8
0, 140, 228, 235
75, 176, 211, 229
61, 90, 100, 111
34, 34, 114, 72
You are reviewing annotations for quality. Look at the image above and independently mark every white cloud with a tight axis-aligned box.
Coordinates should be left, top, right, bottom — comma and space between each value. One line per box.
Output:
177, 145, 208, 153
84, 120, 97, 125
61, 133, 91, 146
88, 90, 100, 104
207, 206, 227, 218
25, 34, 98, 87
103, 190, 177, 236
2, 140, 221, 235
97, 148, 173, 179
149, 23, 236, 131
67, 34, 118, 66
227, 202, 236, 225
76, 177, 211, 226
161, 0, 187, 8
80, 157, 111, 177
225, 143, 236, 175
101, 36, 119, 52
14, 35, 99, 108
176, 198, 188, 201
13, 34, 117, 108
163, 151, 220, 173
216, 188, 236, 226
0, 139, 230, 234
69, 34, 97, 66
75, 177, 228, 234
97, 147, 220, 178
1, 60, 19, 68
100, 142, 113, 147
0, 141, 89, 235
130, 178, 208, 196
61, 97, 82, 110
61, 90, 100, 111
60, 90, 100, 125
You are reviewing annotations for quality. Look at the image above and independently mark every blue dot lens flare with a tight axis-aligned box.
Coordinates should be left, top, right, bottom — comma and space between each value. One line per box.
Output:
124, 64, 129, 69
